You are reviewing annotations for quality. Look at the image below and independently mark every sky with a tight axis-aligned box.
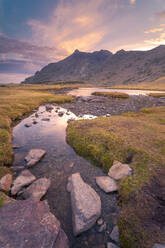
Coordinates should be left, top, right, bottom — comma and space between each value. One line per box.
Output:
0, 0, 165, 83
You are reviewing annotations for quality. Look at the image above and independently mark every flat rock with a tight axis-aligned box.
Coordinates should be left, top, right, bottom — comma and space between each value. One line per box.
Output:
153, 244, 165, 248
21, 178, 51, 200
96, 176, 118, 193
25, 149, 46, 167
0, 174, 12, 192
0, 198, 69, 248
108, 160, 132, 180
11, 170, 36, 195
110, 226, 120, 244
107, 243, 119, 248
67, 173, 101, 236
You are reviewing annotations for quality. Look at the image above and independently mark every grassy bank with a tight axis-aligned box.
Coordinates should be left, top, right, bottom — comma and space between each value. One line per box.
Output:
67, 106, 165, 248
0, 84, 75, 170
92, 91, 129, 99
108, 76, 165, 91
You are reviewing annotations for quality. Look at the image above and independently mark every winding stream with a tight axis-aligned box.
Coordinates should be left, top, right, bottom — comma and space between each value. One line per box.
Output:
12, 104, 118, 248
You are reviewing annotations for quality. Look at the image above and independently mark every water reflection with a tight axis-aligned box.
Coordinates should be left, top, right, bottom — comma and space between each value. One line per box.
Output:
68, 87, 165, 96
12, 105, 118, 248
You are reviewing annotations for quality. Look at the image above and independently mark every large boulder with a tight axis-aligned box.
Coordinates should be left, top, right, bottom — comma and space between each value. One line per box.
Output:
96, 176, 118, 193
108, 161, 132, 180
25, 149, 46, 167
0, 198, 69, 248
11, 170, 36, 195
0, 174, 12, 192
67, 173, 101, 235
21, 178, 51, 200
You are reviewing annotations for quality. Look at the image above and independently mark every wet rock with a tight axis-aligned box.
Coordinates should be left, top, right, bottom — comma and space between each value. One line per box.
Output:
21, 178, 51, 200
67, 173, 101, 235
45, 104, 54, 111
97, 218, 104, 226
58, 111, 65, 117
108, 161, 132, 180
107, 243, 119, 248
98, 222, 107, 232
0, 192, 16, 205
0, 198, 69, 248
12, 144, 20, 149
110, 226, 119, 244
96, 176, 118, 193
0, 174, 12, 192
11, 170, 36, 195
42, 118, 50, 121
153, 244, 165, 248
25, 149, 46, 167
24, 122, 32, 128
32, 119, 38, 124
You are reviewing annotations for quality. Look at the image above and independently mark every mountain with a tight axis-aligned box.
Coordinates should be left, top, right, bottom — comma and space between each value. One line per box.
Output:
22, 45, 165, 85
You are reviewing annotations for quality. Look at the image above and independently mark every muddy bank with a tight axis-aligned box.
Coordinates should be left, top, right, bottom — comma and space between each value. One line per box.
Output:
62, 95, 165, 116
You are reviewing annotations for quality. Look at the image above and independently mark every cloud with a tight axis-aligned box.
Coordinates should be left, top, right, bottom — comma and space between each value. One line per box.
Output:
129, 0, 136, 4
156, 10, 165, 20
28, 0, 120, 55
144, 28, 164, 34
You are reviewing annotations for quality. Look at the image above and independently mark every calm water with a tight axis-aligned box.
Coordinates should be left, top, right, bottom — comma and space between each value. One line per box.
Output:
68, 87, 165, 96
13, 105, 118, 248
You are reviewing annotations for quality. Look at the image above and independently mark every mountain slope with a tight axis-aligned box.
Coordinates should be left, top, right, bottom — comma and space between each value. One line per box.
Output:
22, 46, 165, 85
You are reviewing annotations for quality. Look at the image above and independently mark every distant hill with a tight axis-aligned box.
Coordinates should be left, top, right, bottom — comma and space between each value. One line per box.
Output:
22, 45, 165, 85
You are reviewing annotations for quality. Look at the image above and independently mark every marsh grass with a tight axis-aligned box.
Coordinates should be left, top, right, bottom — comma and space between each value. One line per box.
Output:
92, 91, 129, 99
67, 106, 165, 247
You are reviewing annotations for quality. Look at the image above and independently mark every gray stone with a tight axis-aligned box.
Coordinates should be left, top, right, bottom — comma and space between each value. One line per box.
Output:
96, 176, 118, 193
110, 226, 119, 243
21, 178, 51, 200
45, 104, 54, 111
108, 160, 132, 180
25, 149, 46, 167
58, 111, 65, 117
67, 173, 101, 236
11, 170, 36, 195
107, 243, 119, 248
0, 198, 69, 248
153, 244, 165, 248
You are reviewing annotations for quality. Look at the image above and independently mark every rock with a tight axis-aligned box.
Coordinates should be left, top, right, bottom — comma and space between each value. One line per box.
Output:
21, 178, 51, 200
108, 161, 132, 180
97, 218, 104, 225
12, 144, 20, 149
67, 117, 75, 123
96, 176, 118, 193
69, 162, 74, 168
35, 112, 39, 118
10, 166, 24, 172
0, 198, 69, 248
106, 114, 111, 117
11, 170, 36, 195
42, 118, 50, 121
58, 111, 65, 117
153, 244, 165, 248
25, 149, 46, 167
0, 174, 12, 192
45, 104, 54, 111
24, 123, 32, 127
32, 119, 38, 124
0, 192, 16, 205
110, 226, 119, 244
107, 243, 119, 248
67, 173, 101, 235
98, 222, 107, 232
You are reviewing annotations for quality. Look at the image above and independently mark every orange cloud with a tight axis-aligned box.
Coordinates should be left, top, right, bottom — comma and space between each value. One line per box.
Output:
144, 28, 164, 34
130, 0, 136, 4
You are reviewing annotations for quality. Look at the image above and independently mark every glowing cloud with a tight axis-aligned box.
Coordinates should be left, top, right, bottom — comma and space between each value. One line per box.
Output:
144, 28, 164, 34
130, 0, 136, 4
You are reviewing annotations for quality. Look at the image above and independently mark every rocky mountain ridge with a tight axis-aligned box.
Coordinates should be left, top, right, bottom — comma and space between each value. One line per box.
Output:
22, 45, 165, 85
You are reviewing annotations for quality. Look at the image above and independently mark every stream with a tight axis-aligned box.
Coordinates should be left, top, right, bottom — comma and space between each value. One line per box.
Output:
12, 104, 118, 248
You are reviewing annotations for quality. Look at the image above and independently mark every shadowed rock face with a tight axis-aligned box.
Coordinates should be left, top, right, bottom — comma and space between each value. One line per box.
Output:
0, 198, 69, 248
22, 45, 165, 85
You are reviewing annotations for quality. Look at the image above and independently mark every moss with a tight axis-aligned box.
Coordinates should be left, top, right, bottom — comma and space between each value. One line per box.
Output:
0, 192, 4, 207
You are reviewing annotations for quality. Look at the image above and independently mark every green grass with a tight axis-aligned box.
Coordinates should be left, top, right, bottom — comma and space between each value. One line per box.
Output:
92, 91, 129, 99
67, 106, 165, 248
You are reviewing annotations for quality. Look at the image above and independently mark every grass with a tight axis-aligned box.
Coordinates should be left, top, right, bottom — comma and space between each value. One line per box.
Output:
67, 106, 165, 248
92, 91, 129, 99
108, 75, 165, 91
0, 84, 75, 168
148, 93, 165, 97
